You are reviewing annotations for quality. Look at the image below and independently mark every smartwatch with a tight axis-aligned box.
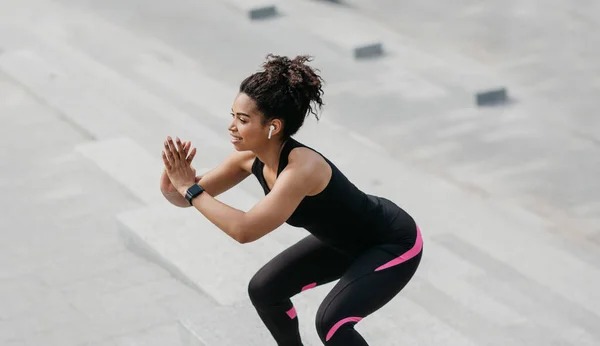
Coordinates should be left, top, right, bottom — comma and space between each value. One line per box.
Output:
185, 184, 205, 205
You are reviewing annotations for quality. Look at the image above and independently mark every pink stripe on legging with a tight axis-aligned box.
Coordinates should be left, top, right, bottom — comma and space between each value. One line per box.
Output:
374, 225, 423, 272
286, 306, 297, 319
302, 282, 317, 291
326, 317, 363, 341
285, 283, 316, 320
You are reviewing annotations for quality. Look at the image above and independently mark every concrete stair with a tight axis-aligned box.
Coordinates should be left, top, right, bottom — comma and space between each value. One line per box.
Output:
89, 320, 208, 346
2, 0, 598, 344
276, 0, 385, 60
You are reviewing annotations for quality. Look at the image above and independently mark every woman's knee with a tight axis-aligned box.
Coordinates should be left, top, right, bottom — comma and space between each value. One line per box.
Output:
315, 304, 330, 341
247, 270, 271, 305
315, 303, 338, 342
315, 303, 362, 343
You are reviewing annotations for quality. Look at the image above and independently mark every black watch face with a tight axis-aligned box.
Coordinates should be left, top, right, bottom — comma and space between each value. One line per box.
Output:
187, 184, 203, 199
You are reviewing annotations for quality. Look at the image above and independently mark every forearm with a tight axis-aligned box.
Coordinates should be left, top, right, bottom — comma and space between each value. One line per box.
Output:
189, 192, 246, 243
161, 172, 202, 208
161, 189, 190, 208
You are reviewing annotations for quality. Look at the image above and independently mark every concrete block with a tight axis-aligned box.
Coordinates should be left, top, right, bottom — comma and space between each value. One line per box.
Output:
277, 0, 385, 60
248, 5, 278, 20
329, 33, 384, 60
475, 87, 508, 106
354, 42, 384, 59
224, 0, 279, 20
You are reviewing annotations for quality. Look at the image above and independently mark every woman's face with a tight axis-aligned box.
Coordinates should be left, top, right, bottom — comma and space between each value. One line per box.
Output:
229, 92, 270, 151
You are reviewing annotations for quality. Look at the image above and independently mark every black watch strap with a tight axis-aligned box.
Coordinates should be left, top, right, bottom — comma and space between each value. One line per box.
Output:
185, 184, 204, 205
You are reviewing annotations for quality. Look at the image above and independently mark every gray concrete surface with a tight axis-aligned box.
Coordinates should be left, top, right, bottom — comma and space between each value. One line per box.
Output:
1, 0, 599, 345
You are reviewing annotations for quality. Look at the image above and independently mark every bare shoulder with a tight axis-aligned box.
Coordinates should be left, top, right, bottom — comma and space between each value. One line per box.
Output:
288, 147, 326, 168
287, 147, 331, 190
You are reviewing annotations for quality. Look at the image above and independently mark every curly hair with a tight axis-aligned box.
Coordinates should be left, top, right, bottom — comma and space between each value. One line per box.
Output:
239, 54, 325, 138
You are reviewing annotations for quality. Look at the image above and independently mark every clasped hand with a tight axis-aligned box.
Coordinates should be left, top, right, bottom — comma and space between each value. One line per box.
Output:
162, 136, 198, 196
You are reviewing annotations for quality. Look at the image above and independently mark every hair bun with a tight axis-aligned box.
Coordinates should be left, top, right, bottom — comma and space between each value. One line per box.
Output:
263, 54, 317, 88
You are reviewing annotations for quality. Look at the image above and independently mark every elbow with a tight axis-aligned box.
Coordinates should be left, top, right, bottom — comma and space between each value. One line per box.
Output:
233, 223, 262, 245
237, 235, 250, 244
235, 228, 257, 244
233, 222, 251, 244
236, 232, 254, 244
235, 228, 247, 244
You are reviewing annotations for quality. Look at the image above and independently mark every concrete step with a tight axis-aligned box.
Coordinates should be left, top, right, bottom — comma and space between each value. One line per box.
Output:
0, 17, 228, 152
276, 0, 509, 96
179, 300, 277, 346
177, 321, 209, 346
4, 0, 597, 342
75, 134, 307, 306
115, 195, 306, 307
75, 136, 169, 206
89, 320, 207, 346
221, 0, 280, 20
179, 276, 489, 346
73, 134, 250, 206
277, 0, 386, 60
180, 286, 336, 346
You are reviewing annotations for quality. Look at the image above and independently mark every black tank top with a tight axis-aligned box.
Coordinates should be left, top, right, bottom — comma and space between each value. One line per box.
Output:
251, 138, 416, 254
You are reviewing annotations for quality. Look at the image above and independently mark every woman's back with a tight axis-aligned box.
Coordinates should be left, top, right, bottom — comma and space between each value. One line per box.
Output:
252, 137, 417, 255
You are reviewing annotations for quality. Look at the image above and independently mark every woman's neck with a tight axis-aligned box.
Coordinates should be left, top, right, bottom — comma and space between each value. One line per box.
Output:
254, 137, 288, 173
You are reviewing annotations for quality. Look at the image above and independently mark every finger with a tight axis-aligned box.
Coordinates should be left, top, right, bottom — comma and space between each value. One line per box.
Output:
162, 150, 169, 168
162, 150, 171, 170
164, 140, 176, 162
185, 142, 195, 160
183, 141, 191, 156
176, 137, 186, 161
187, 147, 197, 164
167, 137, 180, 160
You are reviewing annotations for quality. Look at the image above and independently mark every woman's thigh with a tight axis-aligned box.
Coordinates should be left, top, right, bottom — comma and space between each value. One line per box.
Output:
315, 240, 423, 342
248, 234, 355, 302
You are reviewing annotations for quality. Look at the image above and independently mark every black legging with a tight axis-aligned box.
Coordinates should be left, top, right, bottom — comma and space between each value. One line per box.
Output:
248, 226, 423, 345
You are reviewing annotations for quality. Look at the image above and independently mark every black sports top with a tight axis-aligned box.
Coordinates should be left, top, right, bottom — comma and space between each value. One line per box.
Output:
251, 138, 417, 255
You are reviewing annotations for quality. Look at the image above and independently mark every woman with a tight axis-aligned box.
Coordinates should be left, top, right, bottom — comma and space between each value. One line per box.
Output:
160, 54, 423, 346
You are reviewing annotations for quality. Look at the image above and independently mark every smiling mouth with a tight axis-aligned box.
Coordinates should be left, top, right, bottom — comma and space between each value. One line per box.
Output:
230, 135, 242, 140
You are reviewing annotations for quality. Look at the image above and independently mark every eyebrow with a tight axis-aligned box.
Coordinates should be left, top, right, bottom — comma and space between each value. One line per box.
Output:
231, 109, 251, 117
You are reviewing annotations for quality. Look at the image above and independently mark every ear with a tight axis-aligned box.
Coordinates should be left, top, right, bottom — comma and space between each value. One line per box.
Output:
269, 118, 284, 136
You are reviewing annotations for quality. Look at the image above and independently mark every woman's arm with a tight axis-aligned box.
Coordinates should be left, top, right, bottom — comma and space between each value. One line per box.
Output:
164, 137, 321, 244
162, 149, 254, 207
191, 150, 254, 197
186, 153, 322, 243
161, 170, 202, 207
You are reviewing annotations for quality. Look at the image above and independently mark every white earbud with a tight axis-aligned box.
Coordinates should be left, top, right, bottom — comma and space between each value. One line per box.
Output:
268, 125, 275, 139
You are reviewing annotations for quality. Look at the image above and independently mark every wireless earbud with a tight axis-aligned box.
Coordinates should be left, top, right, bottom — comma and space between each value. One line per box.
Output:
268, 125, 275, 139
